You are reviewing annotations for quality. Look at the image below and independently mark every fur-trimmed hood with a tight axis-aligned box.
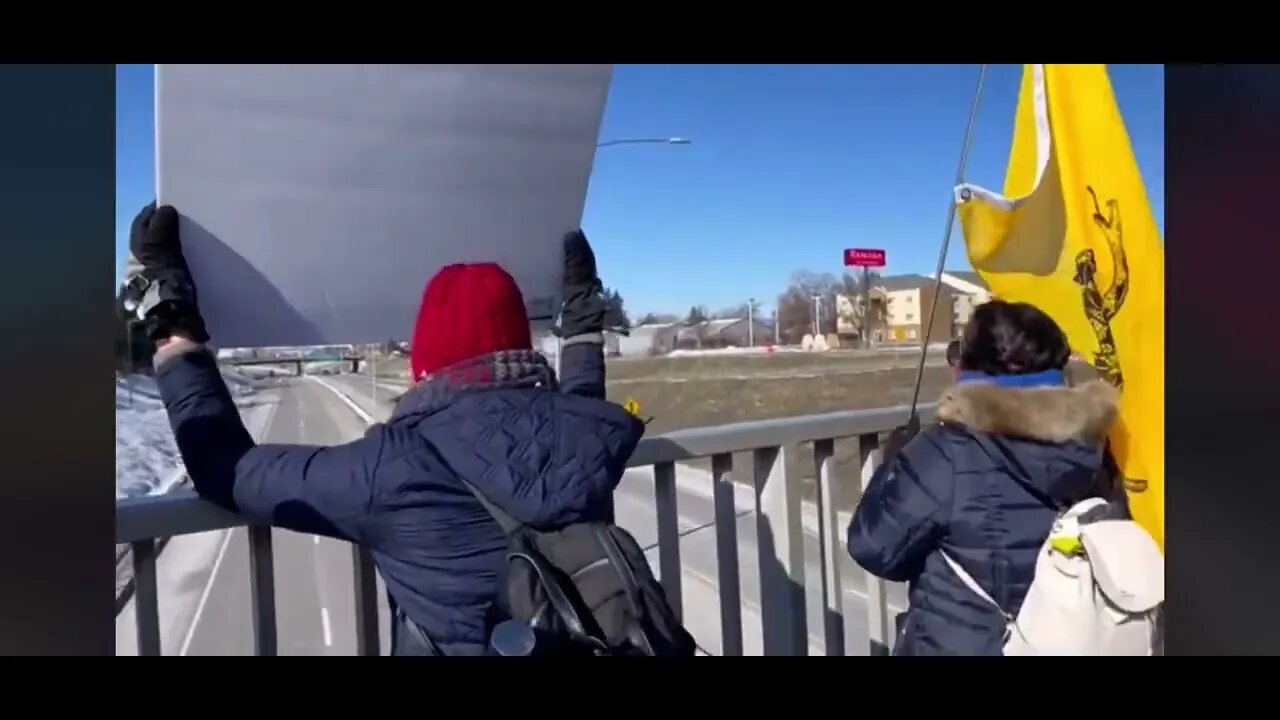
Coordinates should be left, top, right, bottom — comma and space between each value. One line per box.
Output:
932, 377, 1119, 505
936, 378, 1119, 446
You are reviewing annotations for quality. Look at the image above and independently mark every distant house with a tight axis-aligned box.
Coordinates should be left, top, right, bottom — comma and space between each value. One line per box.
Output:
874, 274, 956, 343
675, 317, 773, 350
712, 317, 773, 348
938, 270, 992, 338
617, 322, 680, 358
675, 323, 710, 350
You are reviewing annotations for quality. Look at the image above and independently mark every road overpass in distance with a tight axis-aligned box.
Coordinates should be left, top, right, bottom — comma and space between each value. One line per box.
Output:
223, 356, 365, 376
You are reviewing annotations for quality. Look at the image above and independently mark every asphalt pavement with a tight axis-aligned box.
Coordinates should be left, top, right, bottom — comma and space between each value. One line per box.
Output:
167, 378, 393, 656
326, 373, 907, 655
121, 369, 906, 656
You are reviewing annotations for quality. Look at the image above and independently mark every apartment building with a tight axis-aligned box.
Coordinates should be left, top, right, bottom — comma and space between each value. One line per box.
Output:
876, 274, 956, 343
938, 271, 992, 337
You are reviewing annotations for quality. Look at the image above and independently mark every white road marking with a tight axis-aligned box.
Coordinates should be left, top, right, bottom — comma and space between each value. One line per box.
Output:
179, 527, 236, 656
170, 394, 282, 657
320, 607, 333, 647
310, 376, 374, 424
316, 373, 908, 645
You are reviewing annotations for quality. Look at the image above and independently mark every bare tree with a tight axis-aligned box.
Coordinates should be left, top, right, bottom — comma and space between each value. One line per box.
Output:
835, 270, 886, 341
775, 270, 843, 345
685, 305, 710, 325
711, 303, 750, 320
635, 312, 680, 326
601, 286, 630, 330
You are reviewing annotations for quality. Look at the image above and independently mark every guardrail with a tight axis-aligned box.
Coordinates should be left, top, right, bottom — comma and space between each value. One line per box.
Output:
116, 402, 937, 656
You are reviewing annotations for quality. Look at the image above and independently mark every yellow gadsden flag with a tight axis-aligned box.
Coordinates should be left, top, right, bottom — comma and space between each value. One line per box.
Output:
955, 64, 1165, 551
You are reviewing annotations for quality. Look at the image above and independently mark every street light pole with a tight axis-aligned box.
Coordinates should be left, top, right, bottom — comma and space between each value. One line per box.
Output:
551, 136, 690, 377
747, 297, 756, 347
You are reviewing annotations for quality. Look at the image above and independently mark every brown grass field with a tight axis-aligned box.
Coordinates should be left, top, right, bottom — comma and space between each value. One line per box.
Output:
605, 350, 952, 512
370, 348, 952, 511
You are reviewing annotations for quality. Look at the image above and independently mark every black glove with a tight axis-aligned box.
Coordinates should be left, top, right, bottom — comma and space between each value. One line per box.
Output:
122, 202, 210, 343
555, 229, 625, 338
881, 413, 922, 465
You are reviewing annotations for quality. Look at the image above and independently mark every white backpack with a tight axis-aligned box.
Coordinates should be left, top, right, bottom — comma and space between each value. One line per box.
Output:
941, 498, 1164, 656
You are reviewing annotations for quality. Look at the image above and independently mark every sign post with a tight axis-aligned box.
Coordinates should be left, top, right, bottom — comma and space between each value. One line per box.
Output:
843, 248, 887, 349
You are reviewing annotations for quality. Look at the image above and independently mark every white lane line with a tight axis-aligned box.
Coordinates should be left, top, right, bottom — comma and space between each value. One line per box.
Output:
299, 380, 345, 652
178, 527, 235, 657
314, 374, 906, 623
320, 607, 333, 647
175, 393, 282, 656
309, 376, 374, 424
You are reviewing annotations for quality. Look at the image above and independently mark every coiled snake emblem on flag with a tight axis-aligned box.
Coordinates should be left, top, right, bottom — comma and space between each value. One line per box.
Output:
1073, 186, 1146, 493
1073, 186, 1131, 392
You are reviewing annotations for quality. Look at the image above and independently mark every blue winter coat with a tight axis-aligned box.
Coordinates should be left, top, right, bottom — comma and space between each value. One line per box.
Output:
846, 377, 1122, 656
155, 338, 643, 655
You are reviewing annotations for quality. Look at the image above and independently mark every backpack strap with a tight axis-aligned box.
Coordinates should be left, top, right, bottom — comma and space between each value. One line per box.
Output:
455, 477, 524, 535
939, 551, 1012, 622
454, 476, 610, 653
940, 499, 1109, 617
594, 525, 655, 655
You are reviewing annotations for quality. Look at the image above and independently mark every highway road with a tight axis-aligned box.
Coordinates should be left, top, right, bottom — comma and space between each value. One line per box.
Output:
180, 378, 394, 656
119, 369, 905, 656
116, 376, 393, 656
327, 373, 908, 656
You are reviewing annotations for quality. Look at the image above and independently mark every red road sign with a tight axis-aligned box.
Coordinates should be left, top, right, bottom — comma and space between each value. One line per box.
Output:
844, 248, 886, 267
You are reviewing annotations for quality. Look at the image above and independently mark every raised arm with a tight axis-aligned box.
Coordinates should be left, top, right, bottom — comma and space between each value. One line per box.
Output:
554, 230, 619, 399
125, 202, 377, 540
154, 341, 377, 540
558, 333, 606, 399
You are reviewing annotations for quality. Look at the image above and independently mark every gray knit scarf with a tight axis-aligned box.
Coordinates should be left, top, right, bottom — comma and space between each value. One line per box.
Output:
390, 350, 557, 421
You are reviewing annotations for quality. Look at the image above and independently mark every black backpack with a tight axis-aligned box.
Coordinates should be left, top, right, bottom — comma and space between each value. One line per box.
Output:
460, 478, 697, 657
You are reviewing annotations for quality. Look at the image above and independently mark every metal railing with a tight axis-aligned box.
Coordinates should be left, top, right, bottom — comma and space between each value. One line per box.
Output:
116, 402, 937, 656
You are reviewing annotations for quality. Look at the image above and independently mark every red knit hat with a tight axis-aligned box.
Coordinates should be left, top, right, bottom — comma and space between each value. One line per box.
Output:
409, 263, 533, 381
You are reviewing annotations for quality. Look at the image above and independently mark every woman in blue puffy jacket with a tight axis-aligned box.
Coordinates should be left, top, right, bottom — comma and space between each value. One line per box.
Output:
847, 300, 1122, 655
125, 203, 642, 655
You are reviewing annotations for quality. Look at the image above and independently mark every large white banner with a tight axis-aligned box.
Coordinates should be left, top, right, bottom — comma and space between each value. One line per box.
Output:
155, 64, 612, 348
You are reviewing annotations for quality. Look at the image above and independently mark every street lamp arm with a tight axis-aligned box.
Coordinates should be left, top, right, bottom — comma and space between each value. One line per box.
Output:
596, 137, 691, 148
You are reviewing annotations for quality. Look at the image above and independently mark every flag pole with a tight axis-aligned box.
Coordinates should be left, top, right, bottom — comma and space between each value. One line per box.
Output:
908, 63, 990, 420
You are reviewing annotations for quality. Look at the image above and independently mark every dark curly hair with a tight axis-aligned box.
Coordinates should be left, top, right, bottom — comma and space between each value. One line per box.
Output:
958, 300, 1070, 376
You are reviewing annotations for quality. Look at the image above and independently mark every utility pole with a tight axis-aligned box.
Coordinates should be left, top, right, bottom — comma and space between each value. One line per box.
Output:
747, 298, 756, 347
862, 266, 872, 349
811, 294, 822, 338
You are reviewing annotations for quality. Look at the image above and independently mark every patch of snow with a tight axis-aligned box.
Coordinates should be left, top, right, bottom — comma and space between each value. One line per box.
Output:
664, 342, 951, 358
666, 346, 795, 358
115, 367, 267, 499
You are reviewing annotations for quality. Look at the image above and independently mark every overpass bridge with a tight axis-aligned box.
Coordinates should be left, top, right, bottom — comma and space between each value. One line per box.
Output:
224, 356, 368, 376
115, 371, 934, 656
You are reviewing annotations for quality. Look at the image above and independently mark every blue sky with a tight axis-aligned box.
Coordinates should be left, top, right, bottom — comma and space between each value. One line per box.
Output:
115, 63, 1164, 318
